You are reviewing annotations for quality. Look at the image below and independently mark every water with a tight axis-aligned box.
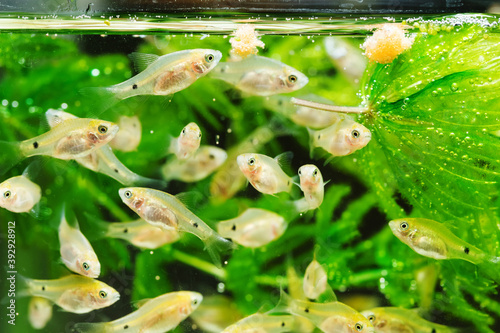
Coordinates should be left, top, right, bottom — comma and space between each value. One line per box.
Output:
1, 12, 500, 333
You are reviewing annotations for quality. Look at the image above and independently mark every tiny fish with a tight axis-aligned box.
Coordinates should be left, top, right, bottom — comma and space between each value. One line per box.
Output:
109, 115, 142, 152
73, 291, 202, 333
0, 117, 118, 175
275, 291, 374, 333
59, 210, 101, 278
210, 125, 278, 200
119, 187, 235, 267
46, 110, 165, 188
389, 218, 500, 282
168, 122, 202, 160
105, 219, 180, 250
264, 95, 342, 129
20, 274, 119, 314
162, 145, 227, 182
324, 37, 367, 82
388, 218, 493, 263
211, 55, 308, 96
0, 174, 41, 213
295, 164, 325, 212
82, 49, 222, 110
29, 297, 53, 330
217, 208, 287, 248
222, 313, 297, 333
237, 153, 294, 195
307, 118, 371, 157
361, 307, 457, 333
303, 256, 328, 300
286, 261, 316, 333
191, 295, 243, 333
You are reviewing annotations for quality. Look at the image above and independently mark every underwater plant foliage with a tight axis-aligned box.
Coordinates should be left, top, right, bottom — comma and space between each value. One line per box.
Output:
0, 16, 499, 333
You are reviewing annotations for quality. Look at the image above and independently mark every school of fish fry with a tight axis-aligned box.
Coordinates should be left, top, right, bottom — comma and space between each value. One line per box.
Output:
2, 21, 495, 333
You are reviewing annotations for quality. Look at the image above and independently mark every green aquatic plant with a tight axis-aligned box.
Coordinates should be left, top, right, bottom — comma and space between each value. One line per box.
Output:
0, 16, 499, 333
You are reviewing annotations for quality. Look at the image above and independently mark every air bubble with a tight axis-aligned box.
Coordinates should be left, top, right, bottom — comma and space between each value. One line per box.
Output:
450, 83, 458, 91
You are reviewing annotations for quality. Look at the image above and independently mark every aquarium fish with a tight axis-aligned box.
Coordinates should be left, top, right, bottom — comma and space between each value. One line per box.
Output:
0, 174, 41, 213
361, 307, 458, 333
286, 261, 317, 333
210, 124, 280, 200
118, 187, 235, 267
29, 297, 53, 330
168, 122, 202, 160
303, 256, 328, 300
307, 118, 371, 157
105, 219, 180, 250
222, 313, 297, 333
19, 274, 119, 314
59, 210, 101, 278
273, 291, 374, 333
161, 145, 227, 182
294, 164, 325, 212
324, 37, 367, 82
211, 55, 308, 96
191, 295, 243, 333
388, 218, 495, 264
81, 49, 222, 110
73, 291, 202, 333
217, 208, 287, 248
46, 110, 165, 188
109, 115, 142, 152
264, 95, 343, 129
237, 153, 294, 195
0, 117, 118, 175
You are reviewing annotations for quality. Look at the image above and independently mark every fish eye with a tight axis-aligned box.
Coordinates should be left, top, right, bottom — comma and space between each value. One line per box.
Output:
351, 129, 360, 139
288, 74, 298, 83
124, 190, 133, 198
367, 314, 376, 323
248, 157, 256, 166
193, 299, 198, 305
355, 322, 363, 331
298, 170, 302, 176
209, 154, 215, 160
313, 169, 318, 176
82, 262, 90, 271
3, 190, 11, 199
99, 290, 107, 299
400, 221, 409, 230
182, 128, 186, 135
205, 54, 215, 62
198, 132, 202, 138
98, 125, 108, 134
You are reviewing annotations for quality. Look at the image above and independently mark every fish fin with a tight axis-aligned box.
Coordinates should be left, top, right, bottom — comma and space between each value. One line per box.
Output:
72, 322, 111, 333
478, 257, 500, 284
128, 52, 159, 73
274, 151, 293, 173
306, 128, 316, 159
174, 191, 204, 211
79, 87, 121, 114
0, 141, 23, 175
324, 179, 331, 186
267, 287, 292, 315
323, 154, 337, 166
132, 298, 152, 309
293, 198, 310, 213
204, 233, 237, 268
16, 274, 32, 298
22, 159, 43, 180
316, 285, 337, 303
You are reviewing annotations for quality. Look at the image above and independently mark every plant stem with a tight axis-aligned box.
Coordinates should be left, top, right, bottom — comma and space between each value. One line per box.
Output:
171, 248, 227, 281
349, 268, 386, 286
292, 97, 369, 114
255, 274, 288, 287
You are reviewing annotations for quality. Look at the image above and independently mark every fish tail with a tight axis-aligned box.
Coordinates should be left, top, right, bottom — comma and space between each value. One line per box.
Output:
0, 141, 23, 175
204, 232, 237, 268
131, 175, 168, 190
306, 128, 315, 159
478, 256, 500, 283
79, 86, 121, 114
15, 273, 33, 298
72, 322, 111, 333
